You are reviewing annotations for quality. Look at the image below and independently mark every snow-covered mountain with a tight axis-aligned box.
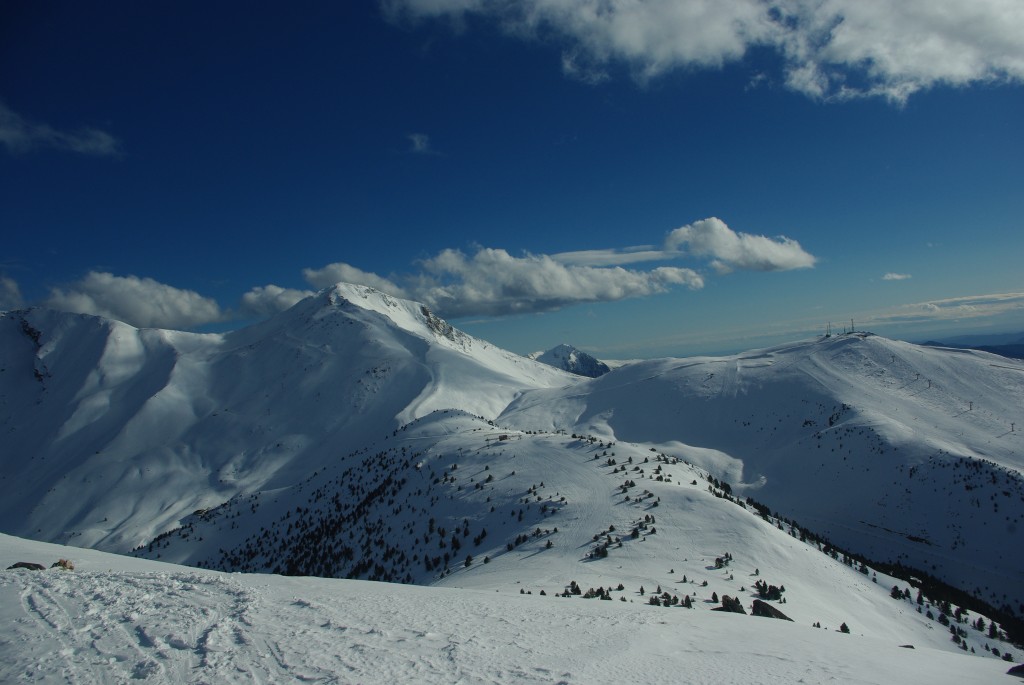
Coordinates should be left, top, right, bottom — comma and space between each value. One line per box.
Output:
2, 284, 1024, 668
529, 343, 611, 377
0, 283, 572, 552
501, 333, 1024, 622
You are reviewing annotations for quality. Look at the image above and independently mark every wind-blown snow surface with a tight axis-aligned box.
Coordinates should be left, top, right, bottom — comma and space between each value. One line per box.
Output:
1, 535, 1013, 684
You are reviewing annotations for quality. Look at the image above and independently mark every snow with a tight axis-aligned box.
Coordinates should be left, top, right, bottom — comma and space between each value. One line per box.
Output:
1, 534, 1011, 684
500, 333, 1024, 616
2, 287, 1024, 681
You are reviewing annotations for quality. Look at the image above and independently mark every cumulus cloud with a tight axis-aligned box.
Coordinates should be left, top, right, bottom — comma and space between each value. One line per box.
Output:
300, 249, 701, 318
410, 247, 703, 317
0, 101, 122, 156
300, 217, 809, 318
240, 284, 314, 318
553, 218, 815, 273
882, 272, 912, 281
43, 272, 224, 329
665, 218, 816, 273
303, 262, 408, 296
0, 276, 24, 310
384, 0, 1024, 102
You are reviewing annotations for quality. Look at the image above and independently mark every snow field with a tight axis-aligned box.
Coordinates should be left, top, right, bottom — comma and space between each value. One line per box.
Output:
1, 534, 1011, 684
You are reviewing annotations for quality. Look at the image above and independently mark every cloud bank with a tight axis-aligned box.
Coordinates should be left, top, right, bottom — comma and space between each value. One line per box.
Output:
383, 0, 1024, 102
35, 218, 812, 326
882, 273, 912, 281
290, 217, 807, 318
0, 101, 122, 156
43, 272, 223, 329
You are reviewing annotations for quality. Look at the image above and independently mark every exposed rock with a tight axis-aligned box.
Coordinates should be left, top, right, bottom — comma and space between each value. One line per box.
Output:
529, 344, 610, 377
711, 595, 747, 614
7, 561, 46, 571
751, 599, 793, 621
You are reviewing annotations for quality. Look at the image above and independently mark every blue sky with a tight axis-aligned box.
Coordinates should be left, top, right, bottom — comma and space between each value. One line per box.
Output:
2, 1, 1022, 357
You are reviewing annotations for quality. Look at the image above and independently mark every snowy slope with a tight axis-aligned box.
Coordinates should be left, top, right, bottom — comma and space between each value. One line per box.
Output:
4, 287, 1024, 667
141, 408, 1021, 662
2, 534, 1017, 684
499, 332, 1024, 620
0, 285, 572, 552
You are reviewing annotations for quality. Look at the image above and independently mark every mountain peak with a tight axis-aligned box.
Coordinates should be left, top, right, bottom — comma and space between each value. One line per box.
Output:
530, 343, 610, 377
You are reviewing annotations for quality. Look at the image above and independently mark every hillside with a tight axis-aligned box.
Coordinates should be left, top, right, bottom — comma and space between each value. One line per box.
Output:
137, 408, 1021, 662
500, 332, 1024, 621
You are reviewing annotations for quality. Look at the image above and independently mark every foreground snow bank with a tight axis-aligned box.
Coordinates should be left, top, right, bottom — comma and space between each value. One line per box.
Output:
1, 535, 1008, 684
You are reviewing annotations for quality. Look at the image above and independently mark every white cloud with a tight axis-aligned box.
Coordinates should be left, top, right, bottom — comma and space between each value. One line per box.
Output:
0, 101, 122, 156
303, 262, 408, 296
554, 218, 815, 272
0, 276, 24, 310
385, 0, 1024, 102
300, 247, 703, 318
300, 217, 811, 318
240, 284, 314, 318
43, 272, 224, 329
861, 292, 1024, 327
882, 272, 912, 281
412, 247, 703, 317
665, 217, 816, 273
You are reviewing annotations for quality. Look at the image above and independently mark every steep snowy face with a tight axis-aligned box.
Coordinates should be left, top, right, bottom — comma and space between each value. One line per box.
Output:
0, 285, 571, 553
501, 333, 1024, 622
530, 343, 611, 378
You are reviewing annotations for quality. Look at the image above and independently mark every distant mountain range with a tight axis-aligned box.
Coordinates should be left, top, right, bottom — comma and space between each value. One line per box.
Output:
2, 284, 1023, 649
921, 332, 1024, 360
